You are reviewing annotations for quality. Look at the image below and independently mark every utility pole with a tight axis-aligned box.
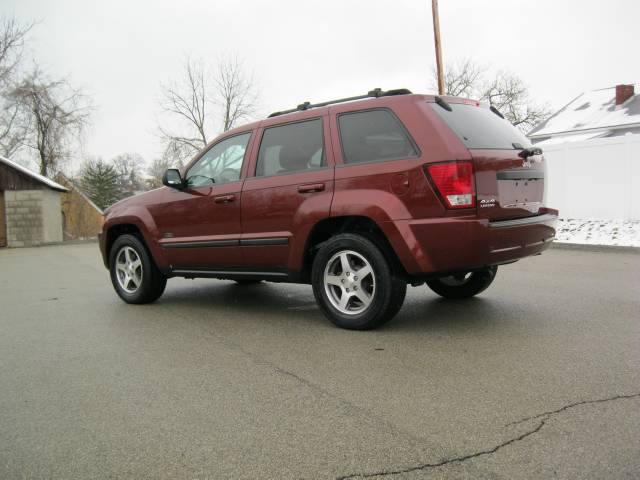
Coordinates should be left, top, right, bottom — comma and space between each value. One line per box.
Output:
432, 0, 444, 95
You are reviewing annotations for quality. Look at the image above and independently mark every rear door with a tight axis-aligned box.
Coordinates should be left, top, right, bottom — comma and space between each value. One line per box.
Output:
471, 149, 545, 220
240, 116, 334, 270
429, 101, 546, 221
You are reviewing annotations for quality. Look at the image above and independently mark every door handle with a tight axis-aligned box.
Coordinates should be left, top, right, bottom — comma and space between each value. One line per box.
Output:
214, 194, 235, 204
297, 183, 325, 193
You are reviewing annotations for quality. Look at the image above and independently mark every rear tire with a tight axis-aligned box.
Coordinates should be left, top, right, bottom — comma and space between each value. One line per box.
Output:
109, 234, 167, 304
311, 233, 406, 330
426, 266, 497, 299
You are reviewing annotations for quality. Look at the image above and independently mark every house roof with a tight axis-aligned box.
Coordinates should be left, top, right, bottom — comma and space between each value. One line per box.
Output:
0, 155, 68, 192
528, 84, 640, 139
55, 173, 103, 214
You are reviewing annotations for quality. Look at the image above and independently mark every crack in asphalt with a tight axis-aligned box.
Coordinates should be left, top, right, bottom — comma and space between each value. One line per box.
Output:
254, 360, 433, 447
164, 304, 640, 479
337, 420, 546, 480
336, 393, 640, 480
165, 304, 430, 446
504, 392, 640, 427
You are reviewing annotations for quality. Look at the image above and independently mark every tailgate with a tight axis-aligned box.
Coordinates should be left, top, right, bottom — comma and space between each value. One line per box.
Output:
427, 100, 547, 221
471, 149, 546, 221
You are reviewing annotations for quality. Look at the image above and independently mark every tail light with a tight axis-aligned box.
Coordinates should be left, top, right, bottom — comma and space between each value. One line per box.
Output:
426, 161, 476, 209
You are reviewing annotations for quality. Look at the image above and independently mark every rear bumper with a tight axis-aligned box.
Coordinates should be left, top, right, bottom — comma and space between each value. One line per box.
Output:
384, 209, 558, 276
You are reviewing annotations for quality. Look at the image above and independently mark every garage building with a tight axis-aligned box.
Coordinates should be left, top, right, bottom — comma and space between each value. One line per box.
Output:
0, 155, 67, 248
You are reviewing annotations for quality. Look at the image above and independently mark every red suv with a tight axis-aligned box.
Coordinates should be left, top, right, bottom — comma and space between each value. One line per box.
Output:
99, 89, 557, 330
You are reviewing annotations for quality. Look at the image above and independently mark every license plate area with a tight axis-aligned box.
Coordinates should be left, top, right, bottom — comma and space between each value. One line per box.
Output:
497, 179, 543, 214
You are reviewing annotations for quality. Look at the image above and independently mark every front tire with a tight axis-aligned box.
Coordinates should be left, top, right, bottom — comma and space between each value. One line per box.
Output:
311, 233, 406, 330
426, 266, 497, 299
109, 234, 167, 304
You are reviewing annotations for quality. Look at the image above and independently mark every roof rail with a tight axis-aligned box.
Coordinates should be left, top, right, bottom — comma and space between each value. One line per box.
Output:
267, 88, 413, 118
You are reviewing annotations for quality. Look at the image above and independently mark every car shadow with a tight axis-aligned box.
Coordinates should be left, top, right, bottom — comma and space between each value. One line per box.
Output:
388, 294, 508, 334
158, 279, 321, 321
151, 279, 514, 335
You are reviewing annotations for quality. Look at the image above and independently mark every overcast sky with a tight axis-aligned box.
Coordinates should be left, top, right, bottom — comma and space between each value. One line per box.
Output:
4, 0, 639, 168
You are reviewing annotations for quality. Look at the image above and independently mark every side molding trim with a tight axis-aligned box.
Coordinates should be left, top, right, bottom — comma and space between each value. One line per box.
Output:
161, 237, 289, 249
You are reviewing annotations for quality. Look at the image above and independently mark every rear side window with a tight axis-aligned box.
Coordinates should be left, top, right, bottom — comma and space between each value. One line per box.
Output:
256, 118, 324, 177
429, 102, 532, 149
338, 109, 418, 164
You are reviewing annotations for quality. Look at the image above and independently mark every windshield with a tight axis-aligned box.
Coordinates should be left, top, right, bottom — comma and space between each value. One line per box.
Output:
430, 102, 532, 150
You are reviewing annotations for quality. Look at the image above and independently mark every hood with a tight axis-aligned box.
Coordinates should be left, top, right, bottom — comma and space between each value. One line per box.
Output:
104, 187, 165, 215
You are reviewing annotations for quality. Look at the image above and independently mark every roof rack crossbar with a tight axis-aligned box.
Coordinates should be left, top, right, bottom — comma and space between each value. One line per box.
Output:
267, 88, 412, 118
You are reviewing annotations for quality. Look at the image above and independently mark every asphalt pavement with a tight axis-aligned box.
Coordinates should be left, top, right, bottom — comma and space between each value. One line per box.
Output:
0, 243, 638, 479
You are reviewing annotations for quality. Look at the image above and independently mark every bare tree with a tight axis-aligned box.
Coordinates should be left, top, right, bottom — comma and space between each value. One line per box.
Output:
158, 56, 258, 164
431, 58, 485, 98
430, 59, 550, 132
158, 58, 209, 156
145, 143, 186, 190
146, 157, 171, 190
0, 95, 27, 158
216, 56, 258, 132
480, 71, 550, 131
11, 69, 92, 176
0, 16, 34, 158
112, 152, 145, 196
0, 16, 34, 84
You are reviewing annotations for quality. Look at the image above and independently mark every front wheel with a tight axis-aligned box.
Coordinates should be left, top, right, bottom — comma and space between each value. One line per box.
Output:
109, 234, 167, 304
426, 266, 497, 299
311, 233, 406, 330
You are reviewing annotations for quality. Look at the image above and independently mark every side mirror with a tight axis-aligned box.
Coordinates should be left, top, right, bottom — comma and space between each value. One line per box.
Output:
162, 169, 185, 189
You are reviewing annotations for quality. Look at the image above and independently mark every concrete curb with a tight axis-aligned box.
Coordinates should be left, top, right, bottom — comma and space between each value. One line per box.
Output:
551, 242, 640, 254
37, 239, 98, 248
0, 239, 99, 250
50, 239, 99, 246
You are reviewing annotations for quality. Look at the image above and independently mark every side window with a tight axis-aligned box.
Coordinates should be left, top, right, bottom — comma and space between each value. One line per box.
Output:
338, 109, 418, 164
256, 118, 324, 177
187, 132, 251, 188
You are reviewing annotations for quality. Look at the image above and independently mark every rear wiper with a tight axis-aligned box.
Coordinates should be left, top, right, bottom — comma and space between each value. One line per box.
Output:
434, 96, 452, 111
517, 147, 543, 159
490, 105, 505, 119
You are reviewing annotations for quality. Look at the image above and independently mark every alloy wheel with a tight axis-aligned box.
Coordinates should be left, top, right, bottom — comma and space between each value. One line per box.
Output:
115, 246, 143, 294
323, 250, 376, 315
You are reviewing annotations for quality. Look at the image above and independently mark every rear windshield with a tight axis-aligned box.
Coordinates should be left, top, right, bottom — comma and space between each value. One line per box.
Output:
429, 102, 532, 150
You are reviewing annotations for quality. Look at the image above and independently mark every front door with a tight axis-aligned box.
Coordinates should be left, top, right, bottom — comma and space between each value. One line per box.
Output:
0, 191, 6, 247
149, 132, 253, 269
240, 117, 334, 271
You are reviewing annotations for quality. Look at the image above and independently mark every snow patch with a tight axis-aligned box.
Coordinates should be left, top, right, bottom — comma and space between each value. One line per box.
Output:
529, 85, 640, 139
555, 219, 640, 247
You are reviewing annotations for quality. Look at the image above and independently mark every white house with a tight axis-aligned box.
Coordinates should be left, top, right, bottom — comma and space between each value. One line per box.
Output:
527, 85, 640, 221
528, 84, 639, 145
